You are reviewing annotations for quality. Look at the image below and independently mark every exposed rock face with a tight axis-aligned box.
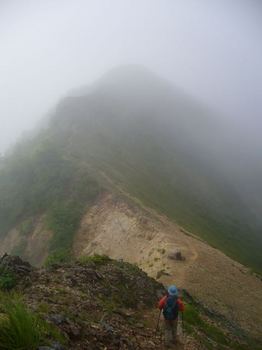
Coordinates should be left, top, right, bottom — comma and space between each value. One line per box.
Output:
0, 253, 33, 276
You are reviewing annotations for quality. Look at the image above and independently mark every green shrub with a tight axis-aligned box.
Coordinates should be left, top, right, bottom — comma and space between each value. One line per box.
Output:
45, 249, 72, 268
0, 294, 63, 350
123, 261, 140, 273
183, 303, 203, 326
47, 201, 84, 253
78, 254, 111, 266
0, 268, 16, 291
184, 303, 228, 346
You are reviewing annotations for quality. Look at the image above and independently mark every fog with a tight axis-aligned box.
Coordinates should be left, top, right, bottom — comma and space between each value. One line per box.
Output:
0, 0, 261, 153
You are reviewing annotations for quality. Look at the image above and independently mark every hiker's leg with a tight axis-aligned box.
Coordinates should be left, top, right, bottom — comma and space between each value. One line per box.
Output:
163, 321, 173, 347
172, 318, 178, 343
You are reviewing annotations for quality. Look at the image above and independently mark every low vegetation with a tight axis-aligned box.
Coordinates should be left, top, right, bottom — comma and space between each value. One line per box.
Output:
0, 293, 63, 350
19, 218, 35, 237
44, 249, 73, 268
183, 293, 262, 350
0, 268, 16, 291
78, 254, 112, 266
0, 253, 260, 350
0, 139, 101, 260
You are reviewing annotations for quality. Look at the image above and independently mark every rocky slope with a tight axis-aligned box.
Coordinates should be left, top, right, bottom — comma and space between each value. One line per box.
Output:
1, 254, 260, 350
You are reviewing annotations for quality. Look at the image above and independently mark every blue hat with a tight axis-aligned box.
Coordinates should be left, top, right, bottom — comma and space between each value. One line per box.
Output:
168, 285, 178, 296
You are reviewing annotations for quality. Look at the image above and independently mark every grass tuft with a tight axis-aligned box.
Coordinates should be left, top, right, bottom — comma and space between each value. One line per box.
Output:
0, 293, 63, 350
78, 254, 111, 266
44, 249, 72, 268
0, 267, 16, 291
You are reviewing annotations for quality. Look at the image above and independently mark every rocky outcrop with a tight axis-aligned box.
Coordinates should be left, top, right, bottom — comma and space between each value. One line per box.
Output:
0, 253, 33, 277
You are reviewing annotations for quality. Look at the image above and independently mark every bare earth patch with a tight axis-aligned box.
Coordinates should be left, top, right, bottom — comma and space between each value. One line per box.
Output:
73, 193, 262, 340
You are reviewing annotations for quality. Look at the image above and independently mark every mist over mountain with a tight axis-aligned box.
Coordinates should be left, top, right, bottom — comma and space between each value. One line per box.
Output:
0, 66, 261, 273
1, 1, 262, 347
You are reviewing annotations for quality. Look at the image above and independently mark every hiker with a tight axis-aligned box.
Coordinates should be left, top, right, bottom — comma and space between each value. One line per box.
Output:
158, 285, 185, 348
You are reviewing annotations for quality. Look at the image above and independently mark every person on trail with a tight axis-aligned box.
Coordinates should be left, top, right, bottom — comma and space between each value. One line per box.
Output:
158, 285, 185, 348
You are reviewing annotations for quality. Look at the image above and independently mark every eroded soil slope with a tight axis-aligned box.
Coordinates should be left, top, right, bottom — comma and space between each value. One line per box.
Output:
73, 193, 262, 340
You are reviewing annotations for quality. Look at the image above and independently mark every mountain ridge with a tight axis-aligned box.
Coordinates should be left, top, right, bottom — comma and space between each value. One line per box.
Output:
52, 66, 261, 272
0, 66, 261, 346
0, 66, 261, 272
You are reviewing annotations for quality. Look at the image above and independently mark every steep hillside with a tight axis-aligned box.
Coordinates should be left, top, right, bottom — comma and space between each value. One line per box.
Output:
6, 66, 262, 271
0, 144, 101, 264
1, 191, 261, 340
1, 66, 261, 272
48, 66, 262, 273
72, 193, 262, 340
0, 254, 260, 350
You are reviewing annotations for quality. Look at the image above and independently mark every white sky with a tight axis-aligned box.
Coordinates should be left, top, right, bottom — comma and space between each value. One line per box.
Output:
0, 0, 261, 152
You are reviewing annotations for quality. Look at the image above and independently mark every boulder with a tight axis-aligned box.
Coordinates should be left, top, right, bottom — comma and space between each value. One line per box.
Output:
0, 253, 33, 276
167, 250, 185, 261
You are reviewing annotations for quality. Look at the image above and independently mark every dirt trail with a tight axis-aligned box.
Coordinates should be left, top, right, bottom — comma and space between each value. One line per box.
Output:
143, 308, 200, 350
73, 192, 262, 340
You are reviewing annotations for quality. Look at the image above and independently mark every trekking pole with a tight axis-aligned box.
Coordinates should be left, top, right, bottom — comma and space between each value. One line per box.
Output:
180, 311, 184, 341
155, 309, 162, 334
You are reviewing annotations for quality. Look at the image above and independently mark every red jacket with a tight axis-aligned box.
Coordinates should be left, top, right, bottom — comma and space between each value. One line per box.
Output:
158, 295, 185, 312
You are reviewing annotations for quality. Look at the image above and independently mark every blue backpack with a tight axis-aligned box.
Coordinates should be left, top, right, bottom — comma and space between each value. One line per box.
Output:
163, 295, 179, 320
